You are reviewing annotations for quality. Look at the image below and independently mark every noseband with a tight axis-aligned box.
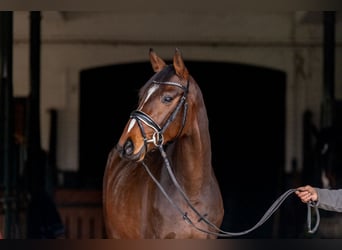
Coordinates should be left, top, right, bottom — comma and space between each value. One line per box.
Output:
130, 79, 189, 149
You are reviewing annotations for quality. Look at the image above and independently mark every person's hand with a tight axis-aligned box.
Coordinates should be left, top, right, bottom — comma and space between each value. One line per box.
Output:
295, 185, 318, 203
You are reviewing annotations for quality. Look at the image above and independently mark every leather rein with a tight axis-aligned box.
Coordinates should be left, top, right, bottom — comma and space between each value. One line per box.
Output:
129, 79, 320, 237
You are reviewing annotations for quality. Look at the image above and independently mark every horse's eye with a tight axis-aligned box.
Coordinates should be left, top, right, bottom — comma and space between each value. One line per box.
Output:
162, 95, 173, 103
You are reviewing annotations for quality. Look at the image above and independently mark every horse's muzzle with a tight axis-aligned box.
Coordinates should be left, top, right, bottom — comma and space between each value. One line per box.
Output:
116, 139, 145, 162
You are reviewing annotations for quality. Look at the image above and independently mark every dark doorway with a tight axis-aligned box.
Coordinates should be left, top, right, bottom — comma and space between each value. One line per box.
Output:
79, 60, 286, 237
79, 62, 152, 189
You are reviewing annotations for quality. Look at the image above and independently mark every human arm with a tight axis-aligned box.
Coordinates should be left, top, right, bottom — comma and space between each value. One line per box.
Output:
295, 185, 342, 212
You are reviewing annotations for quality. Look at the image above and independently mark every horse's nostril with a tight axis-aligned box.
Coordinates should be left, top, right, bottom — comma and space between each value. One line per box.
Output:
123, 140, 134, 156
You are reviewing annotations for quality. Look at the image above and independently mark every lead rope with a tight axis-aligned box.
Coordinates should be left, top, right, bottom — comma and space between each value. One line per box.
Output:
307, 201, 320, 234
141, 145, 320, 237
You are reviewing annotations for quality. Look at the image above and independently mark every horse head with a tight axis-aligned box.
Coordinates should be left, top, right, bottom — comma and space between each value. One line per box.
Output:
116, 48, 191, 162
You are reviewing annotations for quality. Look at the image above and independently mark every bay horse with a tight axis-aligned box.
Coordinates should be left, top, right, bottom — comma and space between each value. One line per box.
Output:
103, 48, 224, 239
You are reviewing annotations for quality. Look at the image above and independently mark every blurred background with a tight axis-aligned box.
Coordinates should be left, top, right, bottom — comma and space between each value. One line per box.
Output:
0, 10, 341, 239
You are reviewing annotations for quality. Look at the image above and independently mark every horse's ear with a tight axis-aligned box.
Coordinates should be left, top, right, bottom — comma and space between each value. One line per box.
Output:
173, 48, 189, 80
149, 48, 166, 72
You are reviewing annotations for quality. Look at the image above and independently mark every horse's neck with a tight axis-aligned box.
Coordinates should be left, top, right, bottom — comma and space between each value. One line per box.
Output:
167, 112, 213, 196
